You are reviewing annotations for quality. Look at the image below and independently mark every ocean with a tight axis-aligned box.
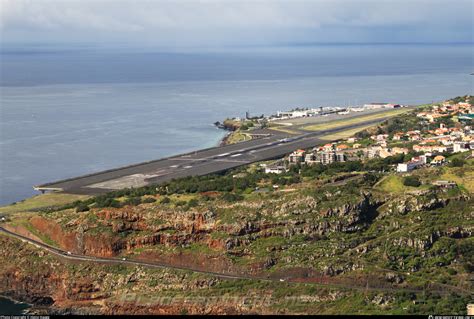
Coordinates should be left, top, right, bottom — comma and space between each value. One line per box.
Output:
0, 44, 472, 205
0, 296, 30, 315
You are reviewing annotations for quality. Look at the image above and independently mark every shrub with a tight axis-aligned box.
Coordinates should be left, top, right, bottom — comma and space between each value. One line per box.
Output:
160, 196, 171, 204
187, 198, 199, 208
75, 203, 90, 212
175, 200, 187, 207
221, 192, 244, 202
142, 197, 156, 203
124, 196, 142, 206
403, 176, 421, 187
450, 158, 465, 167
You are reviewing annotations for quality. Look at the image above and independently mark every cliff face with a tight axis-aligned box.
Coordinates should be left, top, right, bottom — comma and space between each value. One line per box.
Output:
1, 177, 472, 315
24, 192, 382, 276
0, 236, 244, 315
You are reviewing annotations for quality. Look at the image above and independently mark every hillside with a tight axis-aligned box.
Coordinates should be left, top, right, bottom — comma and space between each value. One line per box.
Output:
0, 97, 472, 315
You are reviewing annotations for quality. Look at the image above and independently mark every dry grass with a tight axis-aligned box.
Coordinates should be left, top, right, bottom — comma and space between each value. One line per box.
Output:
268, 125, 299, 135
226, 131, 252, 144
440, 167, 474, 193
0, 193, 89, 214
318, 124, 375, 141
303, 108, 410, 132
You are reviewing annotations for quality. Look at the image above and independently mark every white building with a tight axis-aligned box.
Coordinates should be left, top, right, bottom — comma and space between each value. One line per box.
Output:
364, 103, 400, 109
396, 156, 426, 173
265, 165, 287, 174
453, 141, 469, 153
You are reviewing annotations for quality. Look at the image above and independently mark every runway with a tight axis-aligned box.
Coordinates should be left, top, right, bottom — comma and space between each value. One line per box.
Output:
34, 115, 391, 195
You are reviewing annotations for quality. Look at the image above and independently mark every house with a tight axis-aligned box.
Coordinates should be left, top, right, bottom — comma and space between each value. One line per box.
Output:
413, 144, 448, 154
315, 150, 346, 165
391, 147, 409, 155
431, 155, 446, 165
453, 141, 469, 153
371, 134, 389, 142
439, 137, 454, 146
322, 143, 334, 151
336, 144, 349, 151
378, 148, 392, 159
432, 145, 449, 153
352, 143, 362, 149
265, 165, 287, 174
396, 156, 426, 172
392, 133, 405, 141
421, 139, 437, 145
367, 145, 383, 158
432, 180, 456, 188
289, 149, 306, 164
304, 153, 319, 165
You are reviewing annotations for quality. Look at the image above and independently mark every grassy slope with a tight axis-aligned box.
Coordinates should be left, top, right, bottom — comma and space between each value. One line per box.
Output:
303, 108, 411, 132
226, 130, 252, 144
319, 123, 376, 141
0, 193, 89, 215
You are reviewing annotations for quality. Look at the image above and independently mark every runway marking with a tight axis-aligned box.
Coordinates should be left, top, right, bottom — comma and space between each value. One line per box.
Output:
217, 153, 230, 157
173, 158, 202, 161
85, 171, 168, 190
230, 153, 242, 157
213, 159, 250, 163
183, 165, 193, 169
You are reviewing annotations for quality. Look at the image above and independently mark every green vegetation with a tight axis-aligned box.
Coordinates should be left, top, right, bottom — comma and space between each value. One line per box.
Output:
0, 193, 90, 215
2, 96, 472, 315
403, 176, 421, 187
304, 108, 410, 132
449, 158, 465, 167
378, 175, 407, 193
319, 123, 375, 141
225, 130, 252, 144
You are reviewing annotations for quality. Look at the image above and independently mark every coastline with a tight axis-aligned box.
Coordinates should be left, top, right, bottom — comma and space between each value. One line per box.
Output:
0, 295, 32, 315
219, 131, 232, 146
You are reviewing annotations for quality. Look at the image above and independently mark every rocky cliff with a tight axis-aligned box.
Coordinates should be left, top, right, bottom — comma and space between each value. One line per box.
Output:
1, 175, 472, 315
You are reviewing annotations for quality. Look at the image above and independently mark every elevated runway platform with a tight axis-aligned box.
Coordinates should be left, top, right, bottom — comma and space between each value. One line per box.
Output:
34, 110, 406, 196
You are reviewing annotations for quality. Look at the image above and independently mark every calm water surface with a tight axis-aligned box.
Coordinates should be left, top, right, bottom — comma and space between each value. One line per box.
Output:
0, 296, 30, 315
1, 44, 472, 205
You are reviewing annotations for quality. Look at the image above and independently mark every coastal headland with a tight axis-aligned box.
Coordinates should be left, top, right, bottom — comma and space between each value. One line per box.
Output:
0, 95, 472, 315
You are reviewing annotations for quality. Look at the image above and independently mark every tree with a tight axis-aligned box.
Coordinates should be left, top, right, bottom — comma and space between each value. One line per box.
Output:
403, 176, 421, 187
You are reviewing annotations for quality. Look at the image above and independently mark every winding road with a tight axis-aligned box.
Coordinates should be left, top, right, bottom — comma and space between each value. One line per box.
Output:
0, 226, 466, 296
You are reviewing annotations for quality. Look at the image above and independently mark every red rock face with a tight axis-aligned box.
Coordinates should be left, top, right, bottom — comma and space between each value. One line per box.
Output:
30, 216, 79, 252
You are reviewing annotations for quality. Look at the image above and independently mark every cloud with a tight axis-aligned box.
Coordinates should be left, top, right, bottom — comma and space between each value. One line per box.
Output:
1, 0, 472, 47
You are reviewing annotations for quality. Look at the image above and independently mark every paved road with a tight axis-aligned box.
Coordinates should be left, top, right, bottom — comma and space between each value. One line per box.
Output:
34, 115, 394, 195
0, 226, 459, 295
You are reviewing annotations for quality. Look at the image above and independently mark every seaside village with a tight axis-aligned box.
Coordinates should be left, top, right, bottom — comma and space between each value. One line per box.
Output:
263, 98, 474, 175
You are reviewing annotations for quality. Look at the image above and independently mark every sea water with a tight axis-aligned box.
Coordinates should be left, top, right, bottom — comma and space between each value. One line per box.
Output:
1, 44, 472, 205
0, 296, 30, 315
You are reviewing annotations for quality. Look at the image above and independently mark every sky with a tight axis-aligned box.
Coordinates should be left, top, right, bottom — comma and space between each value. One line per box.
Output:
0, 0, 473, 50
